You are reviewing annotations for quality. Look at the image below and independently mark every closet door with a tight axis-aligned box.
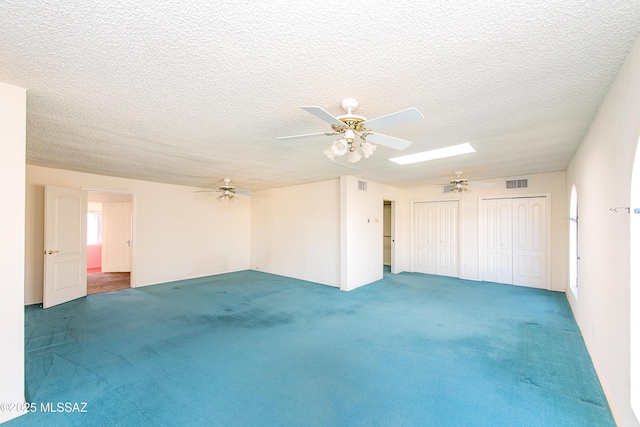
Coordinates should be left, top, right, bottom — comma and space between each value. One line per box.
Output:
413, 201, 459, 277
436, 201, 459, 277
481, 199, 512, 284
414, 202, 436, 274
512, 197, 546, 289
481, 196, 547, 289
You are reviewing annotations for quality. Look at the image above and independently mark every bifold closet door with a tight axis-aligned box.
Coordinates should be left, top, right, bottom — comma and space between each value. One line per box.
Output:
480, 199, 513, 284
512, 197, 546, 288
436, 202, 458, 277
413, 201, 458, 277
481, 197, 547, 289
414, 202, 436, 274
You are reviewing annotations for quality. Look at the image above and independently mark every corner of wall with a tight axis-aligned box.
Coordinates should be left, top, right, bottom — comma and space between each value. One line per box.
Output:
0, 82, 27, 423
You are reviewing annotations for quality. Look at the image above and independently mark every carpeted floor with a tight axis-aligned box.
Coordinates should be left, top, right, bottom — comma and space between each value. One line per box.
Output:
11, 269, 614, 426
87, 272, 130, 294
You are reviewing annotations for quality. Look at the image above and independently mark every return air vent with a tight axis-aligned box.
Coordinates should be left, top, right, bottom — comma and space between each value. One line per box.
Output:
506, 179, 528, 189
358, 180, 367, 191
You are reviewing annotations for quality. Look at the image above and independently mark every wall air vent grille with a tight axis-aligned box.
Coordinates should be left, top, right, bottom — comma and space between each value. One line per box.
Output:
358, 181, 367, 191
506, 179, 528, 189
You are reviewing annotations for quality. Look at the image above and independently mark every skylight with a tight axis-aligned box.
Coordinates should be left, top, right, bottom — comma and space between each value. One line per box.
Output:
389, 143, 475, 165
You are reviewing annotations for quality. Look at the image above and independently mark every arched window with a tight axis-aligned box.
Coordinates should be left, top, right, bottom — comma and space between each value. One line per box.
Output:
569, 185, 578, 297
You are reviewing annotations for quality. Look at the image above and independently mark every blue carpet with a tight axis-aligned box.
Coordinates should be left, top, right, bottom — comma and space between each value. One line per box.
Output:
10, 269, 613, 426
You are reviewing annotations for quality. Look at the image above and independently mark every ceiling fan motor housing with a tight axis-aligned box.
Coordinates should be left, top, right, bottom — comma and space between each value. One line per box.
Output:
332, 116, 366, 132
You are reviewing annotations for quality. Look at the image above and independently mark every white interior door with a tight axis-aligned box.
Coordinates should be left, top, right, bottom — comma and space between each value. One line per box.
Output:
43, 185, 87, 308
414, 202, 436, 274
481, 199, 513, 284
102, 202, 132, 272
481, 196, 547, 289
513, 197, 546, 288
436, 202, 459, 277
413, 201, 459, 277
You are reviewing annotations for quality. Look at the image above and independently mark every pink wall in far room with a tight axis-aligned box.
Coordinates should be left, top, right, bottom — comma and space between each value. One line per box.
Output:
87, 245, 102, 271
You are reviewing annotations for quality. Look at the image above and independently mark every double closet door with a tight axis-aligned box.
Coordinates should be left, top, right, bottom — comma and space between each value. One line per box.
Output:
413, 201, 459, 277
480, 197, 547, 289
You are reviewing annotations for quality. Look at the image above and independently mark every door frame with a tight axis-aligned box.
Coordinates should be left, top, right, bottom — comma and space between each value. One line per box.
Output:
383, 199, 396, 273
410, 197, 463, 275
478, 192, 552, 290
83, 188, 136, 287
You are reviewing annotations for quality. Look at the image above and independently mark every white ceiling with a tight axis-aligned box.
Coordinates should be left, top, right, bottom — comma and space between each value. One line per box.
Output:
2, 1, 640, 191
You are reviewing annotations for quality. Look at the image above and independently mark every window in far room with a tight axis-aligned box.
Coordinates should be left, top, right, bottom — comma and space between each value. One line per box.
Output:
87, 211, 102, 245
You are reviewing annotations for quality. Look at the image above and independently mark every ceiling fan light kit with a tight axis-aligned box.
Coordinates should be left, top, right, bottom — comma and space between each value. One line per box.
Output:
195, 178, 253, 202
277, 98, 424, 163
449, 182, 469, 193
217, 190, 238, 202
437, 171, 496, 193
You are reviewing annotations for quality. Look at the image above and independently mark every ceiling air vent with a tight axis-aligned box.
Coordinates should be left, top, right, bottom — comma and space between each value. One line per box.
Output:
506, 179, 528, 189
358, 180, 368, 191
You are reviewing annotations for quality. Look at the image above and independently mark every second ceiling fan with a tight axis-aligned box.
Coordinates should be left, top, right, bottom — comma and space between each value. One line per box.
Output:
277, 98, 424, 163
195, 178, 253, 202
435, 171, 495, 193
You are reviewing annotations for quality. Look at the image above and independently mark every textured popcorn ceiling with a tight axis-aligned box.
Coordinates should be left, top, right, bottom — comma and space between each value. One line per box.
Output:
2, 1, 640, 191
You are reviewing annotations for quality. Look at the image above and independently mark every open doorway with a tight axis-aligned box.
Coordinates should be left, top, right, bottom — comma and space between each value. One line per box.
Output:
383, 200, 393, 273
87, 191, 133, 294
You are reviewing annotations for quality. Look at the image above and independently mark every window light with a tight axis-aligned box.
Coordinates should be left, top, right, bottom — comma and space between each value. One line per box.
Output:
389, 143, 475, 165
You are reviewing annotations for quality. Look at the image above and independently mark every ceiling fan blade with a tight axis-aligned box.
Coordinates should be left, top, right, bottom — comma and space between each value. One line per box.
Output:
276, 132, 331, 141
300, 106, 345, 127
235, 190, 254, 196
363, 107, 424, 130
469, 181, 495, 187
366, 132, 413, 150
194, 189, 222, 193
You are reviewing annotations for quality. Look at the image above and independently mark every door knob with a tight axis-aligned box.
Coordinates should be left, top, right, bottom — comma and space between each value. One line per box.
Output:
45, 250, 59, 255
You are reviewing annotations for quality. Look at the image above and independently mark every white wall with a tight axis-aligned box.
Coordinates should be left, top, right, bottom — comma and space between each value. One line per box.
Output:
26, 165, 251, 304
0, 82, 26, 423
340, 176, 405, 290
250, 179, 341, 287
88, 191, 132, 203
403, 171, 567, 290
631, 138, 640, 421
565, 36, 640, 427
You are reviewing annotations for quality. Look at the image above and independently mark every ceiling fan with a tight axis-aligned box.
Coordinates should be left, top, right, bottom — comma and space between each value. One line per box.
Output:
277, 98, 424, 163
436, 171, 495, 193
195, 178, 254, 202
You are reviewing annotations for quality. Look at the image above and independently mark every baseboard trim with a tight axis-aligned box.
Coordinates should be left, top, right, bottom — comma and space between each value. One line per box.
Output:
134, 268, 251, 288
250, 268, 339, 288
